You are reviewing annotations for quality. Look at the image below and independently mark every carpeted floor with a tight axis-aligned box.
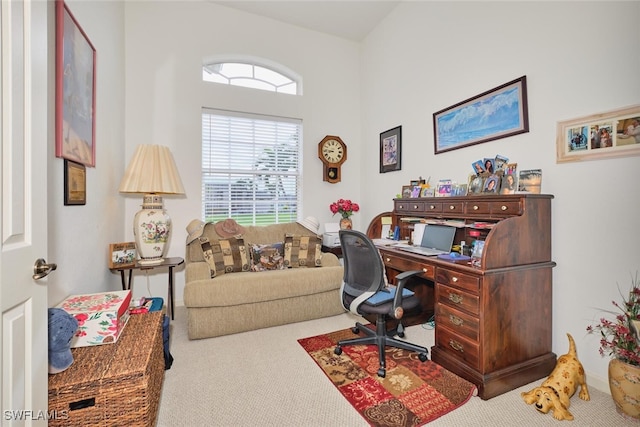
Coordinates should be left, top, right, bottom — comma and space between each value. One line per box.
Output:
298, 326, 476, 426
157, 306, 637, 426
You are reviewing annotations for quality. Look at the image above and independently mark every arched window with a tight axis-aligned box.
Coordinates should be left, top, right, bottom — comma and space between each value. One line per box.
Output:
202, 59, 300, 95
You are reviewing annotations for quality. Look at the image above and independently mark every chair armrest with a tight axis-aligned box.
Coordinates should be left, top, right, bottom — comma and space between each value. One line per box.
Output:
391, 269, 423, 319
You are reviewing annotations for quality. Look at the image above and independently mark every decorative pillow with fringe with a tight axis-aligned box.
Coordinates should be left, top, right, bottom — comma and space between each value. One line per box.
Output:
249, 243, 286, 272
283, 234, 322, 268
199, 236, 249, 277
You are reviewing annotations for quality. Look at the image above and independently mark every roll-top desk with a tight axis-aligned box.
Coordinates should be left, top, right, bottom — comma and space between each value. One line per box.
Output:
377, 194, 556, 399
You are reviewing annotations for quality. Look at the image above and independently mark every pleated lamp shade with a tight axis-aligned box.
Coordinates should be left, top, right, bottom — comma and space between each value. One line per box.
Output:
119, 145, 185, 265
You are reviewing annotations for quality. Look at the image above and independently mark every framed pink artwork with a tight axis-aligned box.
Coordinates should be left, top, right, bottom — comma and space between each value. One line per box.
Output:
55, 1, 96, 167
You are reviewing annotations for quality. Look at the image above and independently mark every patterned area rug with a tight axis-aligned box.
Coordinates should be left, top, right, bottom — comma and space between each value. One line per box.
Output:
298, 327, 477, 427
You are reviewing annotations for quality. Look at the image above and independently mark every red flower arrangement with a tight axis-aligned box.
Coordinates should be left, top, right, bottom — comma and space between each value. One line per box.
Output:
586, 273, 640, 366
329, 199, 360, 219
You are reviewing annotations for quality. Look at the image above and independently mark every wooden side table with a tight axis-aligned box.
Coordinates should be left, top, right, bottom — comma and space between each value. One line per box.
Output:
109, 257, 184, 320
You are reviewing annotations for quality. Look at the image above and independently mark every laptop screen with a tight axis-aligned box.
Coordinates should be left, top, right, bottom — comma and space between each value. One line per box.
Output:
419, 224, 456, 251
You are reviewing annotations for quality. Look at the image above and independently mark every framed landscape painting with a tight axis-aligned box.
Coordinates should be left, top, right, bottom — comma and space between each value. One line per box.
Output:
433, 76, 529, 154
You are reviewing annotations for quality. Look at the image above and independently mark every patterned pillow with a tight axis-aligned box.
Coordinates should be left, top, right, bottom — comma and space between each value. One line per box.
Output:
283, 234, 322, 268
249, 243, 286, 272
199, 236, 250, 277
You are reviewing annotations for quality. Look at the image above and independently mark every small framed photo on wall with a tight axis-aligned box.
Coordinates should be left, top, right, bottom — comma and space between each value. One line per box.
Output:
380, 126, 402, 173
64, 159, 86, 205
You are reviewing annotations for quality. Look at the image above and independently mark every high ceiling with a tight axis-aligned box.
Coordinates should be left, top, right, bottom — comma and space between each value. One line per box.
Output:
211, 0, 401, 41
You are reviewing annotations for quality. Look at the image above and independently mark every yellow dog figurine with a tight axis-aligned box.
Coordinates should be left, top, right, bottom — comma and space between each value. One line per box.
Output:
521, 333, 590, 421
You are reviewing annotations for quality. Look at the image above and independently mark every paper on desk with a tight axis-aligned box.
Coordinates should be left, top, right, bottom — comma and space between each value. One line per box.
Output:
413, 223, 426, 245
381, 224, 391, 239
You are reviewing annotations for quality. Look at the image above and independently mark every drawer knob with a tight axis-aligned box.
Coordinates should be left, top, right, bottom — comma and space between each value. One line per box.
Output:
430, 205, 435, 210
473, 205, 479, 210
386, 258, 390, 262
449, 339, 464, 352
449, 293, 463, 304
452, 276, 458, 282
449, 314, 464, 326
399, 205, 404, 209
422, 268, 428, 273
449, 205, 455, 210
501, 205, 507, 211
413, 205, 418, 209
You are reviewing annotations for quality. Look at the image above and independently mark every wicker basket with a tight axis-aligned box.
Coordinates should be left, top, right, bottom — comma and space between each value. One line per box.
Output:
48, 311, 165, 426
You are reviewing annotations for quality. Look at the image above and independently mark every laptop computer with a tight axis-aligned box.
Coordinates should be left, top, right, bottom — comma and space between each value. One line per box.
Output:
395, 224, 456, 256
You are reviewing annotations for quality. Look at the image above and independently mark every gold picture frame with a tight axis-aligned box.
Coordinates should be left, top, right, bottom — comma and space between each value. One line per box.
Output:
556, 104, 640, 163
64, 159, 86, 205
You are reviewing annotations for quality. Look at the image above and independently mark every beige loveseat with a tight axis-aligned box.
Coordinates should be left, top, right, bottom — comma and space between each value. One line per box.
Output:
184, 221, 345, 339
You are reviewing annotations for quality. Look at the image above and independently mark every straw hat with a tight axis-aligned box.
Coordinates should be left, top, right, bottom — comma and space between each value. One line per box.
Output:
214, 219, 246, 238
186, 219, 205, 244
297, 216, 320, 234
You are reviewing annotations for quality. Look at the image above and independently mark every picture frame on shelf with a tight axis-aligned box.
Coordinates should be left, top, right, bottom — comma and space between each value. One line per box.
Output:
518, 169, 542, 194
420, 187, 434, 198
63, 159, 86, 205
380, 126, 402, 173
55, 1, 97, 167
433, 76, 529, 154
436, 179, 452, 197
483, 174, 500, 193
468, 173, 484, 195
401, 185, 412, 198
556, 104, 640, 163
410, 186, 421, 198
452, 184, 468, 197
108, 242, 136, 269
500, 173, 518, 194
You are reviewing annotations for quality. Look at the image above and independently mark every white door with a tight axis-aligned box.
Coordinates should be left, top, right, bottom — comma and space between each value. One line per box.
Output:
1, 0, 50, 424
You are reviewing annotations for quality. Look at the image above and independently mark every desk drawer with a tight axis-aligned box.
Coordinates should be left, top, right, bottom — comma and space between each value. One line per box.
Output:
436, 325, 480, 370
436, 302, 479, 341
382, 252, 435, 280
425, 202, 442, 213
436, 269, 480, 293
437, 284, 479, 316
442, 201, 464, 215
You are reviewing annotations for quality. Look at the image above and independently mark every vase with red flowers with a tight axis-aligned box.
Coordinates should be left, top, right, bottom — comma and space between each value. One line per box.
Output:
329, 199, 359, 230
586, 273, 640, 419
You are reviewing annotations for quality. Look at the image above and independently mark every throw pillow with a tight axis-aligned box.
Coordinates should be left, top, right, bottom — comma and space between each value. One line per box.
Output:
199, 236, 250, 277
249, 243, 286, 272
283, 234, 322, 268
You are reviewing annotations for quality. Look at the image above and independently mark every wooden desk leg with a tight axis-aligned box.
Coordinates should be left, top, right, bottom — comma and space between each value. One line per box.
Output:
168, 266, 174, 320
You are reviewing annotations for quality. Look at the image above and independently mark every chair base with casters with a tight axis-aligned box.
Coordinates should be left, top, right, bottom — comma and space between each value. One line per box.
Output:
334, 310, 429, 377
334, 229, 430, 379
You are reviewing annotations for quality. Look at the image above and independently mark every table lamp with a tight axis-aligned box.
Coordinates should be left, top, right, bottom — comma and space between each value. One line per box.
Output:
119, 145, 185, 265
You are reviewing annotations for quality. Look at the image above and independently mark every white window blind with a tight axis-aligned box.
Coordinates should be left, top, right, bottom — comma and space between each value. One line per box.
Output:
201, 109, 302, 226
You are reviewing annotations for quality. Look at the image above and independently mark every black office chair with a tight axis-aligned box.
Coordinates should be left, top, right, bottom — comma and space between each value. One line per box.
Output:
334, 230, 428, 377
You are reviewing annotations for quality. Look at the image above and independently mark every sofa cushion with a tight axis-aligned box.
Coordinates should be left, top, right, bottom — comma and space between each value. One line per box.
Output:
199, 236, 250, 277
249, 243, 286, 272
283, 234, 322, 268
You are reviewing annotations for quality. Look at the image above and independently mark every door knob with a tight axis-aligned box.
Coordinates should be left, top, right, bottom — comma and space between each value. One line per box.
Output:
33, 258, 57, 280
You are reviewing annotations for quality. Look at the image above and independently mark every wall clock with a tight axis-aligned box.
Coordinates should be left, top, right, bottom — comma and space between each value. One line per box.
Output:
318, 135, 347, 183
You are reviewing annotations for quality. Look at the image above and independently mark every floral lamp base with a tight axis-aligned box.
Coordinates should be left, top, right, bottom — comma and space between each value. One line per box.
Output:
133, 194, 171, 265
